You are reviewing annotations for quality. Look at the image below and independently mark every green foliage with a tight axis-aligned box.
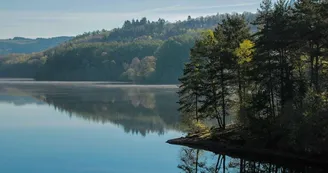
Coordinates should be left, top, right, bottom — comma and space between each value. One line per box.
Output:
0, 53, 46, 78
178, 0, 328, 154
155, 34, 198, 84
235, 40, 255, 64
35, 40, 163, 81
121, 56, 156, 83
102, 13, 256, 42
246, 0, 328, 154
179, 14, 251, 129
0, 37, 70, 77
0, 13, 257, 83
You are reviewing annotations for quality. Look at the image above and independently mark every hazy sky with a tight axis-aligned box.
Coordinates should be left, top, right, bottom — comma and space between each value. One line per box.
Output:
0, 0, 261, 39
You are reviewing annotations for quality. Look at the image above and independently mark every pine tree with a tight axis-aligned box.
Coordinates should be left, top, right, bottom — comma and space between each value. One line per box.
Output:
293, 0, 328, 93
198, 30, 226, 128
178, 39, 208, 122
220, 14, 251, 109
250, 0, 294, 119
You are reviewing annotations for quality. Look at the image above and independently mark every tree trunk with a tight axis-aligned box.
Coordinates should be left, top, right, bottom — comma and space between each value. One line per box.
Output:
315, 55, 319, 92
220, 64, 226, 130
310, 52, 314, 88
313, 42, 321, 93
269, 56, 276, 118
237, 67, 243, 107
196, 94, 198, 122
279, 49, 285, 112
243, 66, 247, 104
213, 82, 222, 127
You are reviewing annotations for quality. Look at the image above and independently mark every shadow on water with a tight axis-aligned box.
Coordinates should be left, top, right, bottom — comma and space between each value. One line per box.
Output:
178, 147, 327, 173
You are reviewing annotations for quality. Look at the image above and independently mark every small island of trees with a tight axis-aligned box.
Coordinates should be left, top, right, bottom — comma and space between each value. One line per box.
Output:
172, 0, 328, 163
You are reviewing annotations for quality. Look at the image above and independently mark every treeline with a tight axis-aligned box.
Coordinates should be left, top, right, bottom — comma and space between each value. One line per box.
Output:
105, 12, 257, 42
0, 13, 257, 82
179, 0, 328, 155
0, 13, 258, 82
0, 52, 46, 78
72, 12, 257, 43
35, 39, 163, 81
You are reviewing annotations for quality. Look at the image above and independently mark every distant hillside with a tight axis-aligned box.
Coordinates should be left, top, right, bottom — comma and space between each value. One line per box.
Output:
71, 12, 256, 44
0, 12, 257, 82
0, 36, 73, 55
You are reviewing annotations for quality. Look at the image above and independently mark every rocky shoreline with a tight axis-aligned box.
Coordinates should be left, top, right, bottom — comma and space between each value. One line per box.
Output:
167, 132, 328, 168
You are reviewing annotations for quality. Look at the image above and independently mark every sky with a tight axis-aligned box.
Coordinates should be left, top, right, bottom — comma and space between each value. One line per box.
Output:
0, 0, 261, 39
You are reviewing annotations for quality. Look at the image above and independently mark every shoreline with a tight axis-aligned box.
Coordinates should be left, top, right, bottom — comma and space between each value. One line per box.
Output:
167, 133, 328, 169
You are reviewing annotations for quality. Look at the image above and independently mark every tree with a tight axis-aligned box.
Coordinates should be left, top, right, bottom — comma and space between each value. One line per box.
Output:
179, 15, 251, 129
205, 15, 250, 129
177, 0, 328, 156
178, 40, 206, 121
293, 0, 328, 93
250, 0, 278, 120
220, 14, 251, 112
198, 29, 228, 128
234, 39, 255, 107
155, 35, 196, 84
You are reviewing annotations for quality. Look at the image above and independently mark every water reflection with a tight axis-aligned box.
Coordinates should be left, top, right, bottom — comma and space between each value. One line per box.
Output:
1, 83, 327, 173
0, 84, 181, 136
178, 148, 326, 173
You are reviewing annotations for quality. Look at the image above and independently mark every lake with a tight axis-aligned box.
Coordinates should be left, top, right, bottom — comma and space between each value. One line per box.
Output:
0, 80, 325, 173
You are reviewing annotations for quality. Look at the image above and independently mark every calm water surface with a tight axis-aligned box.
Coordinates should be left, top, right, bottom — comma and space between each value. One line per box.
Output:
0, 81, 325, 173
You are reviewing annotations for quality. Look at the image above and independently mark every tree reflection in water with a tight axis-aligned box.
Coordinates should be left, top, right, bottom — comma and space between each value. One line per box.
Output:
2, 84, 327, 173
0, 84, 182, 136
178, 148, 326, 173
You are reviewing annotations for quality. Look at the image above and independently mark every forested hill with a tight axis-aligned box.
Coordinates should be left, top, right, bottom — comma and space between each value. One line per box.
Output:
0, 12, 256, 83
0, 36, 73, 55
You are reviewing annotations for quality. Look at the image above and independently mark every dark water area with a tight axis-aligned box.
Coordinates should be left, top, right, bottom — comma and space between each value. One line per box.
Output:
0, 80, 326, 173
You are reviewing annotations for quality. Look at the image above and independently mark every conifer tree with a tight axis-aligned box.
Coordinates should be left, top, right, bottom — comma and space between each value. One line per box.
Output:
178, 39, 208, 121
293, 0, 328, 93
220, 14, 251, 109
198, 30, 225, 128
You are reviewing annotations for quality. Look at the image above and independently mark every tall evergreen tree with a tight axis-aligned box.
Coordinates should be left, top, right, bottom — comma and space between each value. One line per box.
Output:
178, 39, 207, 121
250, 0, 294, 119
198, 30, 226, 128
293, 0, 328, 93
220, 14, 251, 109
